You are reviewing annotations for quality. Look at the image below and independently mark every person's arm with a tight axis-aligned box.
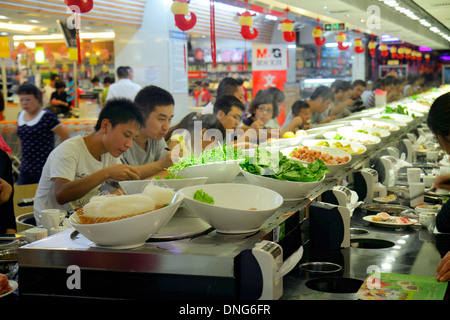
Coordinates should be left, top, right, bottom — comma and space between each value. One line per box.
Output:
436, 251, 450, 282
329, 99, 354, 116
53, 164, 141, 205
134, 151, 173, 180
53, 124, 70, 142
0, 178, 12, 206
281, 116, 304, 135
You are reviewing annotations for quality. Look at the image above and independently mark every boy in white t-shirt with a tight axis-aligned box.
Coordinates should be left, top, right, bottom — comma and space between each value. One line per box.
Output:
33, 98, 145, 223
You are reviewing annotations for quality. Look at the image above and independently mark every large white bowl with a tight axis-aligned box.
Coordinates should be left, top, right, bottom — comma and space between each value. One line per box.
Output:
351, 119, 400, 132
178, 184, 283, 233
69, 194, 184, 249
176, 160, 242, 183
373, 113, 414, 123
330, 131, 381, 152
240, 167, 324, 200
305, 124, 346, 138
337, 126, 390, 139
119, 177, 208, 193
281, 145, 352, 177
301, 139, 367, 164
259, 134, 317, 149
362, 117, 406, 128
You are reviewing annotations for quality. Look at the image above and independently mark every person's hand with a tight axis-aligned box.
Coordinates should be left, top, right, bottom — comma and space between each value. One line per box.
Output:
291, 116, 304, 128
344, 98, 354, 107
433, 174, 450, 191
0, 178, 12, 206
106, 164, 140, 181
158, 150, 174, 169
436, 251, 450, 282
250, 119, 265, 130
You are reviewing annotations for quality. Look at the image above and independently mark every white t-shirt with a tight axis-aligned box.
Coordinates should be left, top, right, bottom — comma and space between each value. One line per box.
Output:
33, 135, 121, 223
201, 101, 214, 115
105, 79, 142, 102
42, 84, 55, 108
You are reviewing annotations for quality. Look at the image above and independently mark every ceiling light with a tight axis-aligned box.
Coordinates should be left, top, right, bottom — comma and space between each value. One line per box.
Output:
0, 22, 36, 32
0, 16, 8, 20
28, 20, 40, 23
325, 42, 352, 48
13, 31, 115, 41
265, 15, 277, 21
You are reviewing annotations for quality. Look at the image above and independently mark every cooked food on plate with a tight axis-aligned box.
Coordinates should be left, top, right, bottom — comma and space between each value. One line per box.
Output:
290, 146, 350, 165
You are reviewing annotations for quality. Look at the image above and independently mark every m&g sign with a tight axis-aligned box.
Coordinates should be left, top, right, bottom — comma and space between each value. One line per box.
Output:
252, 44, 287, 71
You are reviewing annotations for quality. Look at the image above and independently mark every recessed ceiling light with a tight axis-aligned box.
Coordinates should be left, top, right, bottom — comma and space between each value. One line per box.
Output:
28, 19, 40, 23
0, 16, 8, 20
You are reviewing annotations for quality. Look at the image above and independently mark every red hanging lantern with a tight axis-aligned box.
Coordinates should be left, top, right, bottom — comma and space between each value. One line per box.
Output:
425, 53, 430, 62
354, 37, 364, 54
379, 43, 389, 72
397, 46, 405, 60
404, 47, 412, 60
65, 0, 94, 66
416, 51, 422, 62
390, 45, 397, 59
238, 11, 258, 40
312, 18, 325, 68
336, 33, 348, 71
281, 19, 296, 42
171, 0, 197, 31
368, 37, 376, 71
336, 32, 349, 51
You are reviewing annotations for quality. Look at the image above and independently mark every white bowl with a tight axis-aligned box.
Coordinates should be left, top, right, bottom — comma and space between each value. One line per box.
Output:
176, 160, 242, 183
415, 204, 441, 214
69, 194, 184, 249
240, 167, 324, 200
322, 131, 340, 140
281, 145, 352, 177
337, 126, 390, 139
178, 184, 283, 233
373, 113, 414, 123
259, 134, 317, 149
362, 117, 406, 128
119, 177, 208, 193
332, 131, 381, 152
305, 124, 346, 138
301, 139, 367, 163
351, 120, 400, 132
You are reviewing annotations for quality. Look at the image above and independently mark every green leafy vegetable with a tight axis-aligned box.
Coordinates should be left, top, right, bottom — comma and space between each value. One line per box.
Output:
167, 144, 245, 177
384, 105, 416, 118
194, 189, 215, 205
240, 148, 329, 182
333, 133, 344, 140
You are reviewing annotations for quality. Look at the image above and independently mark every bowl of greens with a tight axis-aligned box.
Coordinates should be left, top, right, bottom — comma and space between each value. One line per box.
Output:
119, 176, 208, 194
167, 145, 245, 184
178, 184, 283, 234
239, 148, 328, 200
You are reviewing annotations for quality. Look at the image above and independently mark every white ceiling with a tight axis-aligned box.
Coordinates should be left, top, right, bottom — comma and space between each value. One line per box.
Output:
1, 0, 449, 49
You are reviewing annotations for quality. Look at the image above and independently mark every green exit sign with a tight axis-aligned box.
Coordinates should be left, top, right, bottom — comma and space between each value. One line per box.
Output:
324, 23, 346, 31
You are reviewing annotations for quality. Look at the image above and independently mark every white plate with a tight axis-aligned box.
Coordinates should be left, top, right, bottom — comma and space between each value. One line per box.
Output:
0, 280, 18, 298
373, 195, 397, 203
363, 215, 417, 228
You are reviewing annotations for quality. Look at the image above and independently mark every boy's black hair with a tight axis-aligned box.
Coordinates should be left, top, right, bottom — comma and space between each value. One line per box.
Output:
103, 76, 114, 85
50, 73, 60, 81
291, 100, 310, 117
213, 95, 245, 115
95, 98, 144, 131
352, 80, 366, 88
18, 82, 43, 104
134, 85, 175, 119
333, 80, 352, 94
55, 79, 66, 89
216, 77, 241, 98
309, 86, 332, 101
427, 92, 450, 138
91, 76, 100, 83
116, 66, 130, 78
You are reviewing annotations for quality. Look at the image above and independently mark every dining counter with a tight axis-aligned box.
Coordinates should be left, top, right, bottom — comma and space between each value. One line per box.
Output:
282, 206, 450, 300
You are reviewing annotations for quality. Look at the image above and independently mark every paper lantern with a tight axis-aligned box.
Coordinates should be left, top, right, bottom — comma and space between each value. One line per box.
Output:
65, 0, 93, 13
390, 45, 397, 59
404, 47, 412, 60
238, 11, 258, 40
354, 38, 364, 54
312, 18, 325, 68
416, 51, 422, 62
171, 0, 197, 32
281, 19, 296, 42
380, 43, 389, 57
336, 33, 349, 51
397, 46, 405, 60
411, 50, 417, 61
425, 53, 430, 62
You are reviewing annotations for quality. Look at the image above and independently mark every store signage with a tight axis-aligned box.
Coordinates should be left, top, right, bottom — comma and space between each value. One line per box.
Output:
187, 71, 208, 79
0, 37, 10, 59
252, 44, 287, 71
324, 23, 346, 31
